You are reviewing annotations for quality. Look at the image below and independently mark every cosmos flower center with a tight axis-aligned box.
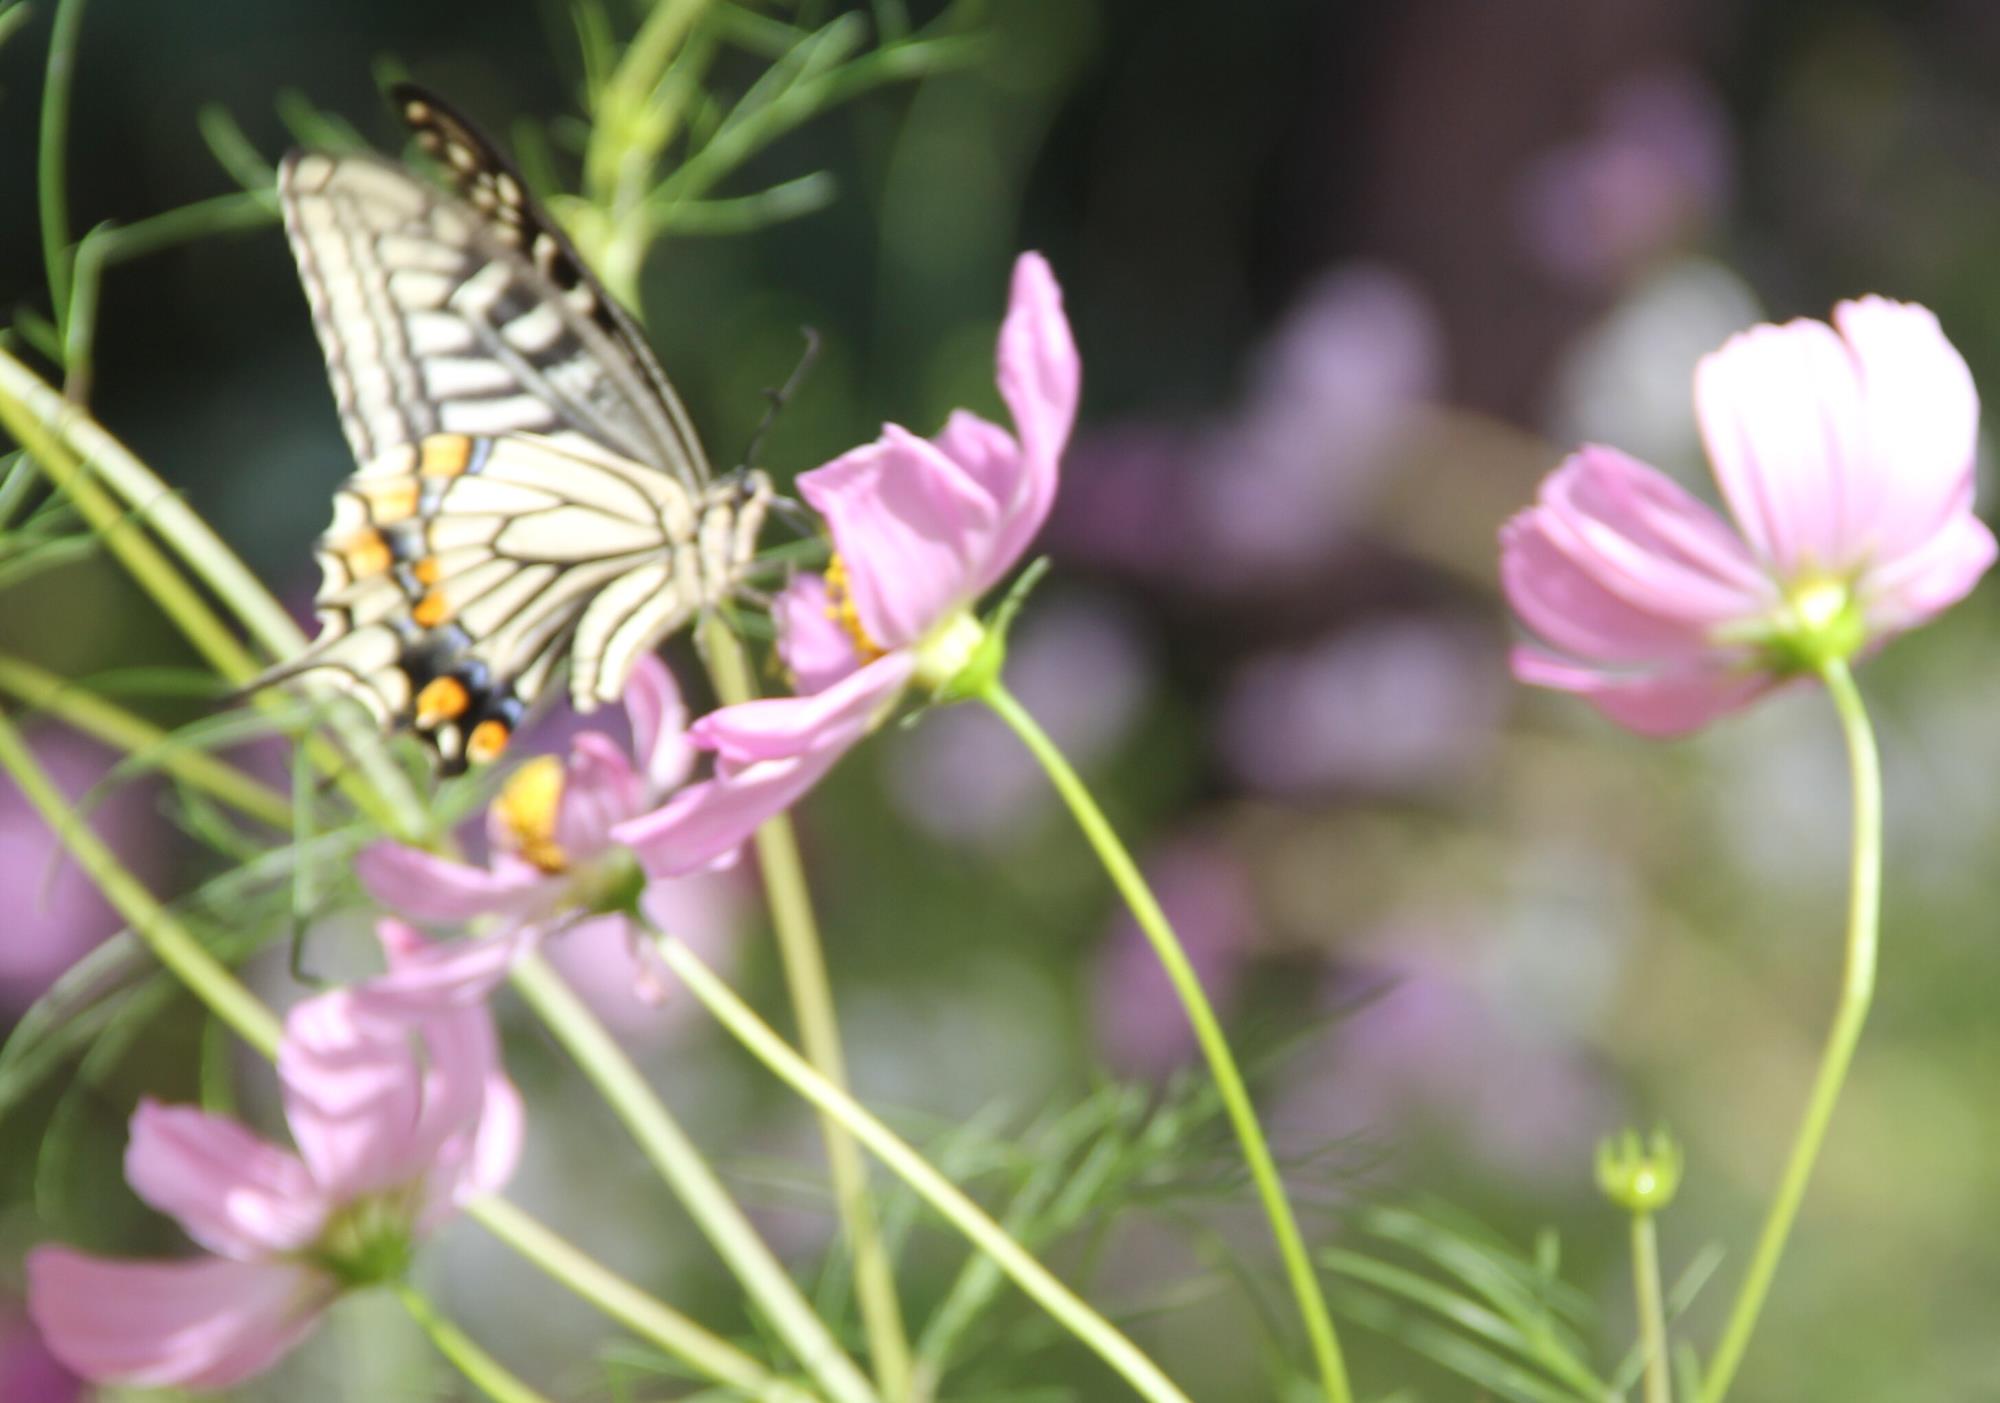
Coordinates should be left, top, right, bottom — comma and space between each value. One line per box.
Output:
311, 1193, 416, 1289
494, 756, 569, 874
1756, 572, 1867, 674
823, 555, 888, 663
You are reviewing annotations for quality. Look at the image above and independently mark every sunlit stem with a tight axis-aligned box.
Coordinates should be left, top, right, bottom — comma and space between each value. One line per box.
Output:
505, 949, 882, 1403
0, 704, 284, 1053
463, 1198, 817, 1403
1631, 1212, 1671, 1403
392, 1283, 551, 1403
1699, 659, 1880, 1403
0, 345, 424, 837
652, 930, 1196, 1403
979, 682, 1354, 1403
700, 615, 915, 1399
0, 707, 802, 1396
0, 653, 293, 830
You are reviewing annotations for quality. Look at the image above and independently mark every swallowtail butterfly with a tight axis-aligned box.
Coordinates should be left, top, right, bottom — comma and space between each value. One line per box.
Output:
272, 84, 771, 772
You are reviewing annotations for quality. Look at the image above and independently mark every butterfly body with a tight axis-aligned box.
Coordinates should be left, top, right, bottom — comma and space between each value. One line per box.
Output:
274, 86, 766, 772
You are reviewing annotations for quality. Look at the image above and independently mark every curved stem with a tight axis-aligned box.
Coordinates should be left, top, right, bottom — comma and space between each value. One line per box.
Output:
0, 708, 821, 1398
463, 1197, 815, 1403
394, 1282, 552, 1403
0, 653, 293, 829
702, 616, 913, 1398
1699, 659, 1880, 1403
1631, 1212, 1671, 1403
39, 0, 87, 323
506, 949, 880, 1403
980, 682, 1352, 1403
653, 932, 1195, 1403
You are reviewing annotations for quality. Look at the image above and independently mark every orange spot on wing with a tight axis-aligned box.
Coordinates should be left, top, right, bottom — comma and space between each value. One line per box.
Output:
414, 676, 471, 726
419, 435, 473, 478
412, 556, 442, 586
466, 719, 511, 765
412, 590, 451, 629
360, 479, 420, 523
339, 527, 392, 578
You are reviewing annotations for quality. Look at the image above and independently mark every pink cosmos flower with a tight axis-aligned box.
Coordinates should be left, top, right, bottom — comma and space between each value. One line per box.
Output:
1502, 297, 1995, 734
357, 655, 705, 979
26, 924, 521, 1391
616, 252, 1080, 873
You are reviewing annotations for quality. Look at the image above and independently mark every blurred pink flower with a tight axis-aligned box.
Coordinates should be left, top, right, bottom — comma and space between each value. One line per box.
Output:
618, 253, 1080, 873
27, 924, 520, 1391
1092, 836, 1257, 1078
1517, 70, 1732, 290
1271, 930, 1611, 1181
359, 656, 713, 982
1502, 297, 1994, 734
1052, 265, 1439, 595
539, 868, 748, 1038
1220, 617, 1502, 797
0, 731, 157, 1013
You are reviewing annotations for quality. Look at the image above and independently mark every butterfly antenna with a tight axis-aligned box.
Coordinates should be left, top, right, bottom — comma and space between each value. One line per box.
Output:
736, 326, 822, 478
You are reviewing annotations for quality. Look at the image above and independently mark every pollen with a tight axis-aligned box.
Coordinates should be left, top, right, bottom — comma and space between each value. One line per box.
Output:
414, 676, 471, 726
493, 754, 567, 871
466, 718, 513, 768
823, 555, 885, 662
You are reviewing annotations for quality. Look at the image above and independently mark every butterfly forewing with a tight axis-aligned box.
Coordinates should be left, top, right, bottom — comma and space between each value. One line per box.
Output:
271, 87, 770, 773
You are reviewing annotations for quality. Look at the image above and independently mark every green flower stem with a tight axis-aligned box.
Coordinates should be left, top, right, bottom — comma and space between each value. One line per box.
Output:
505, 948, 881, 1403
0, 345, 425, 837
979, 682, 1353, 1403
463, 1197, 816, 1403
1631, 1212, 1671, 1403
0, 653, 293, 830
392, 1283, 552, 1403
652, 932, 1195, 1403
701, 615, 914, 1399
0, 704, 285, 1054
0, 708, 806, 1396
1699, 658, 1881, 1403
39, 0, 87, 322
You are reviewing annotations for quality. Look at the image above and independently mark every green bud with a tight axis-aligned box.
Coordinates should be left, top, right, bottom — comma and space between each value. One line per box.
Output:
1596, 1127, 1684, 1215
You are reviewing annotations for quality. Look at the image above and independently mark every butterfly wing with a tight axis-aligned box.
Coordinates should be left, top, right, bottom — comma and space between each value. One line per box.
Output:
301, 431, 714, 771
273, 90, 742, 771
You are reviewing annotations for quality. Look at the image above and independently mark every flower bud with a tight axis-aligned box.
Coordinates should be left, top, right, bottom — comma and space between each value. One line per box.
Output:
1596, 1127, 1683, 1214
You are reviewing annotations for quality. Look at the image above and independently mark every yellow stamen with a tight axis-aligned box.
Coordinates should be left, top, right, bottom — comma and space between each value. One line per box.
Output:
823, 555, 886, 663
493, 755, 567, 872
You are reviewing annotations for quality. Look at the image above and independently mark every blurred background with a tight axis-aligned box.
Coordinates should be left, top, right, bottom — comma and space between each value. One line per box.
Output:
5, 0, 2000, 1398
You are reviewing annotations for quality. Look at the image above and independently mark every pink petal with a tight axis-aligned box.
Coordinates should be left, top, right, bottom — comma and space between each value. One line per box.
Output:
1833, 297, 1983, 566
1859, 509, 1997, 631
980, 251, 1080, 581
355, 842, 554, 924
557, 732, 646, 857
688, 653, 915, 765
774, 573, 865, 695
616, 747, 848, 879
123, 1102, 327, 1260
621, 655, 696, 798
1695, 313, 1869, 573
799, 429, 1000, 649
417, 1071, 525, 1233
278, 936, 505, 1205
362, 920, 522, 1013
1500, 448, 1768, 664
1512, 647, 1775, 736
26, 1249, 333, 1390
